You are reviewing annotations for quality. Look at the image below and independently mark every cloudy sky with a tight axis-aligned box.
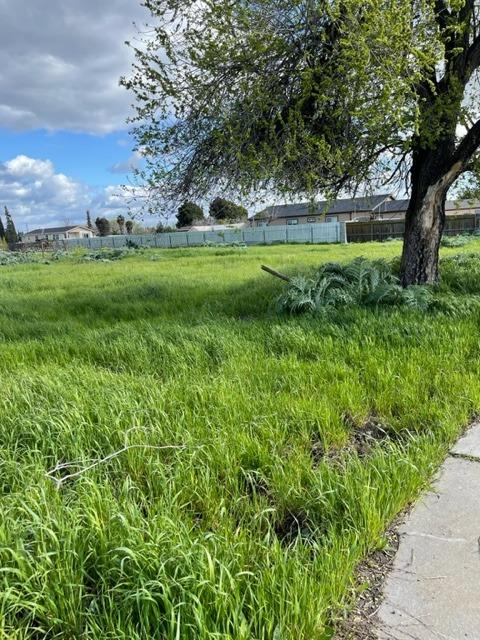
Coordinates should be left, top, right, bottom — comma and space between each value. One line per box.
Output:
0, 0, 150, 231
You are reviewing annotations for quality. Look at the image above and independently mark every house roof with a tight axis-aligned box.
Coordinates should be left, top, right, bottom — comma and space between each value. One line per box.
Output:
26, 224, 92, 235
253, 196, 480, 220
254, 194, 393, 219
382, 199, 480, 213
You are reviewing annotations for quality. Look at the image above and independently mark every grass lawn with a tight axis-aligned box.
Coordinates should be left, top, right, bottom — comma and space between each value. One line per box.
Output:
1, 240, 480, 639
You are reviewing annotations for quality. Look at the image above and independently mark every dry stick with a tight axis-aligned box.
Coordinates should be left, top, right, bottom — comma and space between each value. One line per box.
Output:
260, 265, 291, 282
46, 444, 187, 488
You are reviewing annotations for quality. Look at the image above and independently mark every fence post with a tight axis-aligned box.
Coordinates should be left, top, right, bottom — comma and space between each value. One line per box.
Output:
285, 227, 288, 243
311, 226, 314, 244
169, 235, 172, 249
186, 234, 190, 247
154, 234, 158, 247
263, 228, 266, 244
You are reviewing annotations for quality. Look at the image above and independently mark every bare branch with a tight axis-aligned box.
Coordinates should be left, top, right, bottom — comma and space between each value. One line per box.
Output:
46, 444, 189, 489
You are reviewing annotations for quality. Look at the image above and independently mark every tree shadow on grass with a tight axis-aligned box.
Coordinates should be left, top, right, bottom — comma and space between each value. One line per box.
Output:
0, 273, 287, 342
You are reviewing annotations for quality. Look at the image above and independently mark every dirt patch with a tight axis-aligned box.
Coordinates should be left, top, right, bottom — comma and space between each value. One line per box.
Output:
349, 414, 396, 458
311, 414, 404, 467
238, 469, 271, 500
274, 509, 320, 547
333, 514, 405, 640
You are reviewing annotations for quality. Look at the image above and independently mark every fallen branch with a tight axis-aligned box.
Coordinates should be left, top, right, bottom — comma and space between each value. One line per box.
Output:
46, 444, 186, 489
261, 264, 291, 282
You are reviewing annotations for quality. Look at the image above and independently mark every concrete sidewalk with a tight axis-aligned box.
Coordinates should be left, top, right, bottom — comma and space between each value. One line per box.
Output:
376, 425, 480, 640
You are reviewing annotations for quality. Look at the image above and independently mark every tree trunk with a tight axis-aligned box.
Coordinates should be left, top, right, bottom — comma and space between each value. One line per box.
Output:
400, 183, 446, 286
400, 148, 463, 286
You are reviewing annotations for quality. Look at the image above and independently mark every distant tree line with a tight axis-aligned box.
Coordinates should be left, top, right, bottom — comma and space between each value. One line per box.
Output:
90, 199, 248, 236
92, 213, 136, 237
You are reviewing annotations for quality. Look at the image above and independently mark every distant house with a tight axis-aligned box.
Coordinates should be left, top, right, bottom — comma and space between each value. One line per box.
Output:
250, 195, 480, 226
378, 199, 480, 220
22, 225, 95, 243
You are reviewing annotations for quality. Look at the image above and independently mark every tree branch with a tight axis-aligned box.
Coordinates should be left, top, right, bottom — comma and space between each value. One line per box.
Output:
434, 0, 449, 33
452, 118, 480, 167
465, 33, 480, 76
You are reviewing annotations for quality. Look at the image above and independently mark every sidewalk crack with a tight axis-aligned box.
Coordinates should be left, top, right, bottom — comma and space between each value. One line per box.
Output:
449, 451, 480, 463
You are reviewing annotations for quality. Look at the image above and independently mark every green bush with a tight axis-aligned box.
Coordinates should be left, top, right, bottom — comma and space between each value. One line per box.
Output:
0, 251, 40, 265
278, 257, 432, 314
83, 248, 139, 262
441, 233, 473, 248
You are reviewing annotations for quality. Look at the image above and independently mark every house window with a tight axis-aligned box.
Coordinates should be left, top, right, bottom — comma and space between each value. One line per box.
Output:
83, 233, 89, 238
287, 219, 298, 225
307, 217, 317, 223
326, 216, 338, 223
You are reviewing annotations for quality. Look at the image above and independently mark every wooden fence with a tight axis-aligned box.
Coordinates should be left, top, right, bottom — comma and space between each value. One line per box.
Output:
346, 214, 480, 243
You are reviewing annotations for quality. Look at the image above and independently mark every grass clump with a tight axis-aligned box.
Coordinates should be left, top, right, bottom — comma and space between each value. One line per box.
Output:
278, 257, 431, 314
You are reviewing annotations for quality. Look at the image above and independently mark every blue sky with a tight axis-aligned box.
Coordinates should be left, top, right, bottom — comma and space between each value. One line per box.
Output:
0, 0, 150, 231
0, 128, 136, 187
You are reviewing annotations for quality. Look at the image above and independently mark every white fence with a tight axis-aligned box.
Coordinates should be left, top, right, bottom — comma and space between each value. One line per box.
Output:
53, 222, 346, 251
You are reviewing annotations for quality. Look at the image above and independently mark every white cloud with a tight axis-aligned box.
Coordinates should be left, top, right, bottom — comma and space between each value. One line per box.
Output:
109, 151, 143, 174
0, 155, 137, 231
0, 0, 149, 134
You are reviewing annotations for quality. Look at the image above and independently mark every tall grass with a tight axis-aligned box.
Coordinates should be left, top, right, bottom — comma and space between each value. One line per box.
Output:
1, 241, 480, 638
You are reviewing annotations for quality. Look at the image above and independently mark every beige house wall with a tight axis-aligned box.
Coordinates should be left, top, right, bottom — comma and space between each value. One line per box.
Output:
255, 205, 479, 227
23, 227, 95, 243
256, 212, 370, 226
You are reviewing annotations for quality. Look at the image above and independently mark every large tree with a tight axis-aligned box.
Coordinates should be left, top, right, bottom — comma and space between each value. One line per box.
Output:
210, 198, 249, 221
117, 215, 126, 235
95, 217, 111, 237
123, 0, 480, 284
176, 201, 204, 228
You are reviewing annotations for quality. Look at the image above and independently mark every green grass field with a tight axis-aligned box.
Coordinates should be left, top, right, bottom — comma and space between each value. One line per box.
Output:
1, 240, 480, 639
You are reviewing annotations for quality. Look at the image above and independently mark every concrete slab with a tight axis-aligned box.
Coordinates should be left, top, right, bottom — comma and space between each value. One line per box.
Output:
376, 457, 480, 640
451, 422, 480, 460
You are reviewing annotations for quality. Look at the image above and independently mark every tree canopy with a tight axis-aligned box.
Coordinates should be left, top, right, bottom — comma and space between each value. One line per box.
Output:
124, 0, 480, 283
95, 217, 111, 237
176, 201, 204, 228
209, 198, 248, 221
